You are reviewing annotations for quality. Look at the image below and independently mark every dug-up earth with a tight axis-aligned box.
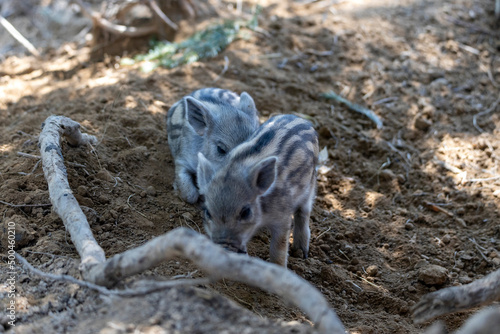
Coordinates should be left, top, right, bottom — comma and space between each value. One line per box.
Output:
1, 0, 500, 333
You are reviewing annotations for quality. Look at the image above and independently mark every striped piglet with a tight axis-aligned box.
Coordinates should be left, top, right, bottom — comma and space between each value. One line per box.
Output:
197, 114, 319, 266
167, 88, 259, 204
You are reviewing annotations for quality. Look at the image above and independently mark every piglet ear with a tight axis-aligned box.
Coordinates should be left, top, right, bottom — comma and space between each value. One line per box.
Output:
197, 152, 216, 190
250, 156, 277, 195
239, 92, 258, 116
185, 97, 213, 136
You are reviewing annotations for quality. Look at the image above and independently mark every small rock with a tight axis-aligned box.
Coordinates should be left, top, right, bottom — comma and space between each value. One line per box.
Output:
95, 169, 113, 182
146, 186, 157, 196
379, 169, 395, 181
414, 259, 429, 269
442, 234, 451, 244
492, 258, 500, 266
140, 191, 147, 198
455, 217, 467, 227
320, 266, 336, 282
414, 116, 432, 131
74, 194, 94, 207
408, 285, 416, 293
24, 195, 32, 204
418, 264, 448, 285
404, 221, 415, 230
365, 265, 378, 277
98, 194, 110, 204
320, 244, 331, 252
459, 276, 473, 284
396, 174, 406, 183
77, 185, 89, 196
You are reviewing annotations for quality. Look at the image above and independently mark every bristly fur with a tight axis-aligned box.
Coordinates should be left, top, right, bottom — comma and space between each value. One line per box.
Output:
166, 88, 259, 204
197, 114, 319, 266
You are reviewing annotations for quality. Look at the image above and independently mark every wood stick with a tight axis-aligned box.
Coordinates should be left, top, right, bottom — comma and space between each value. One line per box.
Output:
322, 91, 383, 129
412, 268, 500, 323
0, 15, 40, 57
454, 306, 500, 334
15, 253, 210, 297
39, 116, 106, 274
73, 0, 157, 38
85, 227, 345, 334
148, 0, 178, 31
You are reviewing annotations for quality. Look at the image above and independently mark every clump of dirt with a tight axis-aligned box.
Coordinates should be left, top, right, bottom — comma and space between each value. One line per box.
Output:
1, 0, 500, 333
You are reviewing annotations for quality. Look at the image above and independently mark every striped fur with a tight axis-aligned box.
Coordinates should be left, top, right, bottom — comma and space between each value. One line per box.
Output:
197, 114, 319, 266
166, 88, 259, 204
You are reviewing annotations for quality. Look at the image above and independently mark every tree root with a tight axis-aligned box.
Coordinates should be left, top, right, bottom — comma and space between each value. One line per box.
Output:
412, 268, 500, 324
37, 115, 346, 334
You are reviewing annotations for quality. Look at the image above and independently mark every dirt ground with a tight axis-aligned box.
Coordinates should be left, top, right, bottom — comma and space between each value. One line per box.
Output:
1, 0, 500, 333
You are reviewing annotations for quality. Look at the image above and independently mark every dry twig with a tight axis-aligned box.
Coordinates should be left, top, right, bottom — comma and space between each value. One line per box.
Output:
0, 15, 40, 57
0, 200, 51, 208
322, 91, 383, 129
15, 253, 209, 297
412, 268, 500, 323
73, 0, 157, 37
473, 97, 500, 133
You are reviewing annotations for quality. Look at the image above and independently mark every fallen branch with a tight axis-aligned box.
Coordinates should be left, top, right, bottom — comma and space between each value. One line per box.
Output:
86, 227, 345, 333
443, 15, 496, 37
0, 15, 40, 57
17, 151, 86, 168
148, 0, 178, 31
37, 115, 346, 334
473, 97, 500, 133
0, 200, 51, 208
15, 253, 210, 297
412, 268, 500, 323
322, 91, 383, 129
39, 115, 106, 274
73, 0, 158, 38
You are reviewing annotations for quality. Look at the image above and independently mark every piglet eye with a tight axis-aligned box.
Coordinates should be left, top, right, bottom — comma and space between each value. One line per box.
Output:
240, 206, 251, 220
217, 145, 227, 155
203, 208, 212, 219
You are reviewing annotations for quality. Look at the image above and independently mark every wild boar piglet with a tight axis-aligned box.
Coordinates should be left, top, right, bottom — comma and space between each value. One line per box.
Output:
197, 114, 319, 266
167, 88, 259, 204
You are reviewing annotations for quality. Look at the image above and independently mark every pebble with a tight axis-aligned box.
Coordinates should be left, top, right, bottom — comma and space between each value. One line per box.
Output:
95, 169, 113, 182
414, 116, 432, 131
459, 276, 473, 284
379, 169, 395, 181
418, 264, 448, 285
365, 265, 378, 277
320, 244, 331, 252
77, 185, 89, 196
404, 221, 415, 230
408, 285, 416, 293
146, 186, 157, 196
441, 234, 451, 244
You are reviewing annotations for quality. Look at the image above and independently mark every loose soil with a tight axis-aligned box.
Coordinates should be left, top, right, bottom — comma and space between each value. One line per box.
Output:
1, 0, 500, 333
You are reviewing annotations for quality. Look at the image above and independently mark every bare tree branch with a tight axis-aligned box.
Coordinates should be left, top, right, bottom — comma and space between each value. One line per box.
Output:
412, 268, 500, 323
73, 0, 157, 37
148, 0, 178, 31
39, 115, 106, 274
